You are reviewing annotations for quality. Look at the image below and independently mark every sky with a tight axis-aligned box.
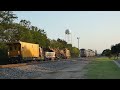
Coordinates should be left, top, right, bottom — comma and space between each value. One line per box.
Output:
13, 11, 120, 54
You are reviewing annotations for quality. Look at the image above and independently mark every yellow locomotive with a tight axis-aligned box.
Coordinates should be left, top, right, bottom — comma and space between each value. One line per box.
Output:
7, 41, 42, 63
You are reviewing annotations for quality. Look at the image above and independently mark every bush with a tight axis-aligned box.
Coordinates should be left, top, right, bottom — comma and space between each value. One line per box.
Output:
0, 43, 9, 65
0, 56, 9, 65
71, 47, 80, 58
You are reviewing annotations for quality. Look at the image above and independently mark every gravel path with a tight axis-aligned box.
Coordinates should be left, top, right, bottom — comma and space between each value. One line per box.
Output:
0, 58, 91, 79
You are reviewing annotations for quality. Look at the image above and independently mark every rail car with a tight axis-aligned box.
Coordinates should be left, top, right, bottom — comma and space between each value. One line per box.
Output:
50, 48, 71, 59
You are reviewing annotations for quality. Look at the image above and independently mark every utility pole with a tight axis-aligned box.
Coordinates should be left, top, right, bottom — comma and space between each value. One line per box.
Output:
77, 37, 80, 49
77, 37, 80, 57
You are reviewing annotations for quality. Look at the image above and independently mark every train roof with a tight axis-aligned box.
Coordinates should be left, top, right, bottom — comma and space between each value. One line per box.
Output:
6, 41, 38, 45
80, 48, 86, 50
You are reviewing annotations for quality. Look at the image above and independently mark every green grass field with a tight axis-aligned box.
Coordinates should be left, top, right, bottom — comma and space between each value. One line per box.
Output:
85, 57, 120, 79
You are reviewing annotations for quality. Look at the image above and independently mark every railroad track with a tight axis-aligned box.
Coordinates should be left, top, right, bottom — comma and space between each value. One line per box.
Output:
0, 58, 91, 69
0, 63, 27, 68
0, 60, 64, 68
0, 60, 45, 68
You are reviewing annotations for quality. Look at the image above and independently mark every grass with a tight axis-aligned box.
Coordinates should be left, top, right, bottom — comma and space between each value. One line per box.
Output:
84, 57, 120, 79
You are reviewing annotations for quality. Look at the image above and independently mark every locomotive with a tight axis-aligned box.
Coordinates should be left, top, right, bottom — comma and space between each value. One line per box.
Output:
6, 41, 71, 63
80, 48, 95, 57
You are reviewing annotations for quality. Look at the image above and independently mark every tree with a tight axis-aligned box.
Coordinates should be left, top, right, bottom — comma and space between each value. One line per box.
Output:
71, 47, 79, 57
102, 49, 112, 59
19, 19, 31, 29
111, 43, 120, 60
0, 11, 18, 42
0, 11, 17, 24
0, 11, 18, 58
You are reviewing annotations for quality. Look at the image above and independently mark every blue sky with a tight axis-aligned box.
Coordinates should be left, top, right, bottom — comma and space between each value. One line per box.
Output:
13, 11, 120, 54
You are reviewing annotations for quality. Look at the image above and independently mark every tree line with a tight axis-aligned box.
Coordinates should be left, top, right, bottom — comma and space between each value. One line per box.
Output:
0, 11, 79, 58
102, 43, 120, 59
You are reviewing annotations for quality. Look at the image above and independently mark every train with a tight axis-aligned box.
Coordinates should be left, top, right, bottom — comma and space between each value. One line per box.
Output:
6, 41, 71, 63
80, 49, 95, 57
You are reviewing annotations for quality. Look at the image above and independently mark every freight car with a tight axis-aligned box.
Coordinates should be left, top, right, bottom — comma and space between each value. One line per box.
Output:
50, 48, 71, 59
63, 48, 71, 59
87, 49, 95, 57
45, 51, 55, 60
7, 41, 42, 63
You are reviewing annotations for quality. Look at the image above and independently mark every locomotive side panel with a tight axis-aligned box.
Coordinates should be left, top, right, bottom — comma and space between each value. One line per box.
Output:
20, 41, 39, 59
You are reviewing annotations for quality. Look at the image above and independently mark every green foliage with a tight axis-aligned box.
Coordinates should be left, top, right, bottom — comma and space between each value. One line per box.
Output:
0, 11, 17, 24
0, 11, 50, 47
0, 43, 8, 56
71, 47, 79, 57
111, 43, 120, 59
0, 43, 9, 65
102, 49, 111, 58
102, 43, 120, 60
19, 19, 31, 28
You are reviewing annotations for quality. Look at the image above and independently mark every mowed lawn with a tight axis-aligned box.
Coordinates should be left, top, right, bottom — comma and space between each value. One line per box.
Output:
84, 57, 120, 79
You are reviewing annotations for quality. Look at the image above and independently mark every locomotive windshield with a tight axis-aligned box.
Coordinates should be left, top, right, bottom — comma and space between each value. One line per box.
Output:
7, 43, 21, 57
